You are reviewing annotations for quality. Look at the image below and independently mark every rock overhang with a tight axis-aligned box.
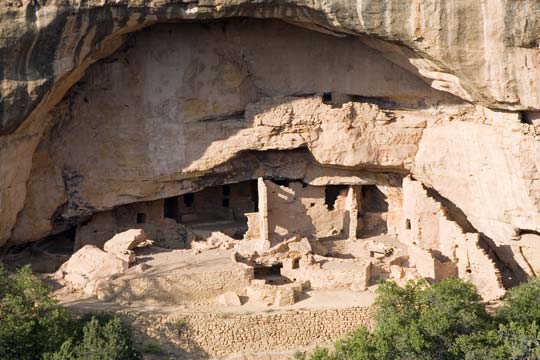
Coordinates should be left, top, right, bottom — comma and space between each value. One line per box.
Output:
2, 0, 540, 135
2, 2, 540, 295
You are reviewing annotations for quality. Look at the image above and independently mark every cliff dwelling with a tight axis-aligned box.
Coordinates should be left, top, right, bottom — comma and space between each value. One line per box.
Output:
3, 6, 540, 357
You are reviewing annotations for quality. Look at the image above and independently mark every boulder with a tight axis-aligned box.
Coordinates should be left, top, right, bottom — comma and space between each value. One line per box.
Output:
114, 250, 136, 264
104, 229, 147, 254
191, 241, 210, 252
57, 245, 128, 291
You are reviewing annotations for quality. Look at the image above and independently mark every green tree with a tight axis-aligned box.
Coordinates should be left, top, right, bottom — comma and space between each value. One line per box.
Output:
454, 277, 540, 359
373, 278, 488, 359
304, 278, 490, 360
45, 315, 142, 360
497, 278, 540, 326
0, 265, 70, 360
455, 322, 540, 360
332, 327, 375, 360
74, 316, 142, 360
0, 264, 141, 360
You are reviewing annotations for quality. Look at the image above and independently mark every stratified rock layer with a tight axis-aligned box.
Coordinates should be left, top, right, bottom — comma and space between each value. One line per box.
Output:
1, 0, 540, 134
2, 3, 540, 285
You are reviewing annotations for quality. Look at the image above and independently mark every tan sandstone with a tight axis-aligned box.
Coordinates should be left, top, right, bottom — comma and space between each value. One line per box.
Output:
2, 3, 540, 358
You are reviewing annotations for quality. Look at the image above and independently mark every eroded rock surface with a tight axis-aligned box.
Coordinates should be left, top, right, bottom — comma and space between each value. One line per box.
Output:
103, 229, 147, 254
56, 244, 129, 294
1, 3, 540, 306
2, 0, 539, 134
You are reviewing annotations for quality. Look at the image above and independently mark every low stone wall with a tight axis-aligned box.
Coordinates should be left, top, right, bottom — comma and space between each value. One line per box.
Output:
125, 306, 372, 359
282, 256, 371, 291
111, 266, 254, 304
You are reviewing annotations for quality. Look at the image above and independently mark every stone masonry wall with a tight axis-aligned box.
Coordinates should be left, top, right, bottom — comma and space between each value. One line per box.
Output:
265, 181, 351, 242
110, 266, 254, 304
400, 176, 505, 301
125, 306, 372, 358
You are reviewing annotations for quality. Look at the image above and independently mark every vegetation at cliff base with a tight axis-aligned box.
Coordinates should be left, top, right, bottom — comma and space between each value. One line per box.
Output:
298, 278, 540, 360
4, 262, 540, 360
0, 265, 141, 360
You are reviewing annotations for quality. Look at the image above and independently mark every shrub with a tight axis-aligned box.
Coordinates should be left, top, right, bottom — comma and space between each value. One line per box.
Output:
455, 322, 540, 359
497, 278, 540, 326
0, 264, 141, 360
373, 278, 488, 359
331, 327, 375, 360
0, 265, 70, 360
46, 316, 142, 360
307, 347, 334, 360
44, 339, 77, 360
303, 278, 490, 360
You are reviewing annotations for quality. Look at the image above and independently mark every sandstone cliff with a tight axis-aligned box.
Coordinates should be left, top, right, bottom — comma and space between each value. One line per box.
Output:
2, 1, 540, 285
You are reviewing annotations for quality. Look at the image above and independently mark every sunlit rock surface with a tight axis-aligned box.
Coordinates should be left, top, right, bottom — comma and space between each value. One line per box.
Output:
2, 2, 540, 290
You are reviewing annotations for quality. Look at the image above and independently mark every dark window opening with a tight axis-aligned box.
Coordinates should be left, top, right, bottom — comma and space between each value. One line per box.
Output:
292, 258, 300, 269
183, 193, 194, 207
322, 92, 332, 103
164, 196, 180, 220
222, 198, 230, 208
361, 185, 389, 213
254, 263, 282, 278
405, 219, 411, 230
222, 185, 231, 196
251, 180, 259, 212
273, 179, 291, 187
136, 213, 146, 224
325, 185, 348, 210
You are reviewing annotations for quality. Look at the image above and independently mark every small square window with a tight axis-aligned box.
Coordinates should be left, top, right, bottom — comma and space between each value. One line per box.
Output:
136, 213, 146, 224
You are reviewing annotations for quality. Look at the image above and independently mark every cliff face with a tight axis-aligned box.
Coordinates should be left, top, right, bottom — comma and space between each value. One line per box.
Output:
2, 0, 539, 135
2, 1, 540, 282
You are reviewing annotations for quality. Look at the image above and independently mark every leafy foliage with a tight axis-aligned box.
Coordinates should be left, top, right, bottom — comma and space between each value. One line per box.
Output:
0, 265, 70, 360
0, 264, 141, 360
46, 316, 142, 360
497, 278, 540, 326
303, 278, 540, 360
454, 322, 540, 360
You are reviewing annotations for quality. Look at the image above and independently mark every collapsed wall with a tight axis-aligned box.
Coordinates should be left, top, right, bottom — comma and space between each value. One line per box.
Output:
400, 177, 505, 301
